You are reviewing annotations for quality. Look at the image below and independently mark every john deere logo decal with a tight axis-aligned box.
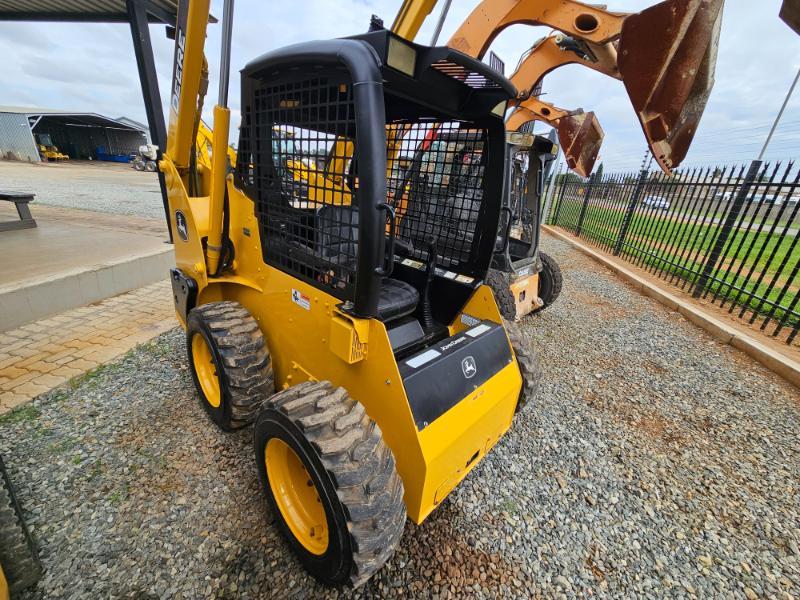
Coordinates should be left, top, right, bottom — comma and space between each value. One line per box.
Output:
461, 356, 477, 379
175, 210, 188, 241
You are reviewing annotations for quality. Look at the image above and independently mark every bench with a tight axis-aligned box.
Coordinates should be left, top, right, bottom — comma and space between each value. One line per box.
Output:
0, 192, 37, 231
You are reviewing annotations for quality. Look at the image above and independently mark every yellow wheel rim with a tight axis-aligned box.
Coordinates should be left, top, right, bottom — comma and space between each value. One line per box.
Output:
192, 333, 221, 408
265, 438, 329, 555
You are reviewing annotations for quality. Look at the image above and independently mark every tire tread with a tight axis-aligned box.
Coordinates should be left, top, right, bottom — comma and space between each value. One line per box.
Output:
266, 381, 406, 587
190, 301, 274, 429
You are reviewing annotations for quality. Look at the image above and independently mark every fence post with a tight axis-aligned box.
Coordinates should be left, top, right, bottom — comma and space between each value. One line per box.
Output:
575, 173, 596, 236
540, 163, 561, 223
551, 171, 569, 226
613, 169, 648, 255
692, 160, 762, 297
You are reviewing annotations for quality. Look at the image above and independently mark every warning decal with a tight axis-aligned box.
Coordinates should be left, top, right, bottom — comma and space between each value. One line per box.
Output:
291, 289, 311, 310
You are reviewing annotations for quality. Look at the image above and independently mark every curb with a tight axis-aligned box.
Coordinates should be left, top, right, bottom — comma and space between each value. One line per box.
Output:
0, 247, 174, 332
542, 225, 800, 389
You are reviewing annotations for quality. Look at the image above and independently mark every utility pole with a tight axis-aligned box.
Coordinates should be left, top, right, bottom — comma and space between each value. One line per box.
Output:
758, 64, 800, 161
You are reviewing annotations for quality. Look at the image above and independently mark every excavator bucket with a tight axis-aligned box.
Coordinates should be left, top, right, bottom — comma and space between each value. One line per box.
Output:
781, 0, 800, 35
618, 0, 724, 173
558, 111, 603, 178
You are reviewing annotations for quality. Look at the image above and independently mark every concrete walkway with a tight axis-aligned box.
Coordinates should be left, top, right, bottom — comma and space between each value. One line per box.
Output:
0, 280, 175, 413
0, 204, 172, 331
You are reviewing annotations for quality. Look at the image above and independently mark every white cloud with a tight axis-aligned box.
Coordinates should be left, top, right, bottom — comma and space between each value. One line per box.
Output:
0, 0, 798, 171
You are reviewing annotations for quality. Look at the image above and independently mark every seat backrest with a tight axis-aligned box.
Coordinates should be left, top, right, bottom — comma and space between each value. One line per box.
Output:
316, 204, 359, 260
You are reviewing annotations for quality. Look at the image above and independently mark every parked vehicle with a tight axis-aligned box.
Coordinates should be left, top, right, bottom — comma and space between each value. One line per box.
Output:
131, 144, 158, 172
643, 195, 670, 210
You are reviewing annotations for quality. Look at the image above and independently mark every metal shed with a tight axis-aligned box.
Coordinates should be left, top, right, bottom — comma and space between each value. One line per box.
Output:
0, 0, 180, 235
0, 107, 148, 162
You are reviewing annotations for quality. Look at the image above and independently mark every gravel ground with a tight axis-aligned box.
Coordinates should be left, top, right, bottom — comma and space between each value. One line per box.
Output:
0, 161, 163, 218
1, 236, 798, 599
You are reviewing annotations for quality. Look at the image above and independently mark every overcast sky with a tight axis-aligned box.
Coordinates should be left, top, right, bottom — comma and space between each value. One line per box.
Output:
1, 0, 798, 172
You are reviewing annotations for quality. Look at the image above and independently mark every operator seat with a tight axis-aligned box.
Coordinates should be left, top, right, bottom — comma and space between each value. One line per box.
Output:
316, 205, 419, 322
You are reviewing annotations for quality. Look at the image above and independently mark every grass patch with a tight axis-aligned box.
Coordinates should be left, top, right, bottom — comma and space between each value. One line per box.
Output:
109, 483, 130, 505
500, 497, 518, 514
87, 460, 104, 481
48, 438, 76, 455
69, 363, 116, 390
551, 197, 800, 328
0, 403, 40, 427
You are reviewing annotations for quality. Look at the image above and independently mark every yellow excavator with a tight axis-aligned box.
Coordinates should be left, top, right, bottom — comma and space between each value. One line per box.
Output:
35, 134, 69, 162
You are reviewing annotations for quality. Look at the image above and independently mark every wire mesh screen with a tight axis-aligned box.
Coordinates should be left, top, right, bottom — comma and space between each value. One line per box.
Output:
244, 72, 360, 299
509, 149, 528, 217
389, 123, 488, 270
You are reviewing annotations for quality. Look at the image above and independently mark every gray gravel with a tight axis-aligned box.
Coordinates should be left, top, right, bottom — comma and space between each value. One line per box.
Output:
0, 161, 163, 218
1, 237, 799, 599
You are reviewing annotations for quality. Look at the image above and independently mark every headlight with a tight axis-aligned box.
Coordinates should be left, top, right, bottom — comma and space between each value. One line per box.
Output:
387, 36, 417, 77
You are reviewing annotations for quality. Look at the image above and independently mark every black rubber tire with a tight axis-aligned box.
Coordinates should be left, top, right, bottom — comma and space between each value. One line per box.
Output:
505, 322, 542, 410
533, 251, 563, 313
0, 456, 41, 595
144, 161, 157, 172
187, 301, 274, 431
486, 269, 516, 321
254, 381, 406, 587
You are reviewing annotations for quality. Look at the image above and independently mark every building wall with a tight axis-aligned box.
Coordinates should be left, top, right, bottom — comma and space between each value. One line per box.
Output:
0, 112, 39, 162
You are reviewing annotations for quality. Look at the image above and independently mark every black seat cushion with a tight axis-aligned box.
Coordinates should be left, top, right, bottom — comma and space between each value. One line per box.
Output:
378, 278, 419, 322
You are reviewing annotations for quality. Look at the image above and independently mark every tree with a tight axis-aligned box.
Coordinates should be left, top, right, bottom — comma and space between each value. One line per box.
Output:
595, 162, 605, 181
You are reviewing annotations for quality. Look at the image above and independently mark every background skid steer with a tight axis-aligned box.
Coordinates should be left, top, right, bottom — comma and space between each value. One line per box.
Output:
394, 0, 724, 321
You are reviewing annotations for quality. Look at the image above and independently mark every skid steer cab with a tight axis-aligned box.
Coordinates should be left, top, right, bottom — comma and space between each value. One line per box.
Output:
165, 25, 538, 587
487, 131, 562, 321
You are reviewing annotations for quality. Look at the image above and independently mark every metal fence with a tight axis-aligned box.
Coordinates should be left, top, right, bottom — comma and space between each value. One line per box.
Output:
544, 160, 800, 345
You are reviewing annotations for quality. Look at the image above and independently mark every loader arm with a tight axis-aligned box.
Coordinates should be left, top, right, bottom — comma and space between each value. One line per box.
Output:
391, 0, 439, 41
448, 0, 626, 59
447, 0, 723, 174
509, 34, 621, 99
506, 99, 602, 178
439, 0, 615, 176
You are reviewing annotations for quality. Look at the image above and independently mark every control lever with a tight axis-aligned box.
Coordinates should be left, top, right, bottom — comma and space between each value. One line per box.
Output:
420, 238, 438, 330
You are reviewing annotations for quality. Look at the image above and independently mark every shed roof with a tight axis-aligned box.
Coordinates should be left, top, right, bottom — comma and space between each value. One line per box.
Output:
0, 107, 145, 132
0, 0, 178, 23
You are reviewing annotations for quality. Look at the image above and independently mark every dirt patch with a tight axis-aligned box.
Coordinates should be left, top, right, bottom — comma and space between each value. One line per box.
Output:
403, 519, 529, 597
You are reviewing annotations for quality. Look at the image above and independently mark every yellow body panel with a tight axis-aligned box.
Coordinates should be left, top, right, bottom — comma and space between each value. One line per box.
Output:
162, 168, 523, 522
166, 0, 211, 169
288, 158, 353, 207
0, 563, 8, 600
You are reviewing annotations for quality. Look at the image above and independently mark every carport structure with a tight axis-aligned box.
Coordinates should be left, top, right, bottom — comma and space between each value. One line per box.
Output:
0, 0, 179, 237
0, 107, 148, 161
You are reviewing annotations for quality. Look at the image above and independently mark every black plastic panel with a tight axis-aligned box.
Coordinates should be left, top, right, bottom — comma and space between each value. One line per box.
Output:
170, 268, 197, 322
399, 321, 512, 429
